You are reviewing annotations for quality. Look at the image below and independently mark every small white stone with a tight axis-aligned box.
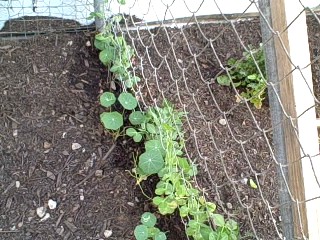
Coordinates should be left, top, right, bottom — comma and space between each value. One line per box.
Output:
218, 118, 227, 126
36, 206, 46, 218
85, 41, 91, 47
104, 230, 113, 238
13, 129, 18, 137
40, 213, 50, 222
48, 199, 57, 210
62, 132, 67, 138
15, 181, 20, 188
72, 143, 82, 150
67, 41, 73, 46
127, 202, 134, 207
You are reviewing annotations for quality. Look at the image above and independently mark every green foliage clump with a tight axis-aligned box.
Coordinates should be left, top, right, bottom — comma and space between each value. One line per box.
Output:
94, 15, 140, 89
217, 46, 267, 109
134, 212, 167, 240
95, 4, 240, 239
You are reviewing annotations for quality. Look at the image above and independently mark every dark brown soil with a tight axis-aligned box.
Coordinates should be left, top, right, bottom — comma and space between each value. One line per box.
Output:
0, 13, 319, 240
0, 33, 144, 240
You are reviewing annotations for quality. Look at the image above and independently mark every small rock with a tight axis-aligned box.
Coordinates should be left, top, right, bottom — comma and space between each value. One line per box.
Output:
48, 199, 57, 210
15, 181, 20, 188
75, 82, 84, 89
218, 118, 227, 126
62, 150, 69, 156
104, 230, 113, 238
13, 129, 18, 137
72, 143, 82, 150
43, 141, 51, 149
226, 202, 233, 209
85, 40, 91, 47
40, 213, 50, 222
62, 132, 67, 138
110, 81, 116, 90
17, 222, 23, 228
95, 170, 103, 177
36, 206, 46, 218
127, 202, 134, 207
46, 170, 56, 181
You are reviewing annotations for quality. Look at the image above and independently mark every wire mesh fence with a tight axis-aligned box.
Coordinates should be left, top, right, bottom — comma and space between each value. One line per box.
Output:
1, 0, 320, 239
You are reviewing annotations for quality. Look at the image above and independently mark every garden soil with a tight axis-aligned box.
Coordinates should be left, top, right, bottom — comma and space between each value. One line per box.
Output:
0, 14, 319, 240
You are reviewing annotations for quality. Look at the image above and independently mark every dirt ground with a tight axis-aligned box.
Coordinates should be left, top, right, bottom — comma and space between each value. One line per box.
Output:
0, 13, 319, 240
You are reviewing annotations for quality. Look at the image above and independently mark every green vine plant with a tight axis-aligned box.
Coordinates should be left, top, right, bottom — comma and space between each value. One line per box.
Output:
94, 2, 240, 240
217, 45, 267, 109
94, 13, 140, 89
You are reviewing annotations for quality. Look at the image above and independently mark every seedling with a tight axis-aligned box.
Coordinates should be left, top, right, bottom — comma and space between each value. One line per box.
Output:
217, 45, 267, 109
134, 212, 167, 240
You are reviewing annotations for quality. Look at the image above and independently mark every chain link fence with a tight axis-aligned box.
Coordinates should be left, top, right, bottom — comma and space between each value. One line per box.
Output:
1, 0, 320, 239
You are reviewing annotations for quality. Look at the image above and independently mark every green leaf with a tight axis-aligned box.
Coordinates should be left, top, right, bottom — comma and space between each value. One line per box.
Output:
126, 128, 142, 142
145, 140, 166, 156
211, 214, 225, 227
217, 75, 231, 86
206, 202, 216, 213
117, 0, 126, 5
155, 181, 174, 195
153, 196, 164, 206
146, 123, 157, 134
133, 133, 143, 142
126, 127, 137, 137
129, 111, 145, 125
100, 112, 123, 130
249, 178, 258, 189
134, 225, 149, 240
226, 219, 238, 231
141, 212, 157, 227
138, 150, 164, 174
155, 232, 167, 240
99, 47, 116, 65
100, 92, 116, 107
118, 92, 138, 110
179, 205, 189, 217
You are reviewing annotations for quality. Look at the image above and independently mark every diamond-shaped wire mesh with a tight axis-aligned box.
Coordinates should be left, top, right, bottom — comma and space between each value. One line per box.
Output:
1, 0, 320, 239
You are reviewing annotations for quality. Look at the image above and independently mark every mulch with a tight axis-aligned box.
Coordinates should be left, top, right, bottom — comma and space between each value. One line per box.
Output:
0, 12, 319, 240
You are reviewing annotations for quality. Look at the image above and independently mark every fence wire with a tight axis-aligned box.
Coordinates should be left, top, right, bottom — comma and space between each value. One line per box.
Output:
1, 0, 320, 239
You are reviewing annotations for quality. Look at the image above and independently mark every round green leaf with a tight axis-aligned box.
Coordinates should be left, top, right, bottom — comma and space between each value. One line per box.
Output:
126, 127, 137, 137
145, 140, 165, 157
138, 150, 164, 174
155, 232, 167, 240
100, 92, 116, 107
100, 112, 123, 130
118, 92, 138, 110
99, 47, 115, 65
211, 214, 225, 227
129, 111, 145, 125
133, 133, 143, 143
141, 212, 157, 227
134, 225, 149, 240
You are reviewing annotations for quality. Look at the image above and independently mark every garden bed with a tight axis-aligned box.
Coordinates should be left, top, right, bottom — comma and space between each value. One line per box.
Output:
0, 13, 319, 240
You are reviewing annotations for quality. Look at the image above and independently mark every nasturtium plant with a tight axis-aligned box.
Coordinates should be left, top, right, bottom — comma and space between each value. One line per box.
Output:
126, 128, 143, 142
129, 111, 145, 125
100, 92, 116, 107
99, 47, 116, 65
134, 225, 149, 240
118, 92, 138, 110
145, 140, 166, 157
138, 150, 164, 174
140, 212, 157, 227
134, 212, 166, 240
100, 112, 123, 130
